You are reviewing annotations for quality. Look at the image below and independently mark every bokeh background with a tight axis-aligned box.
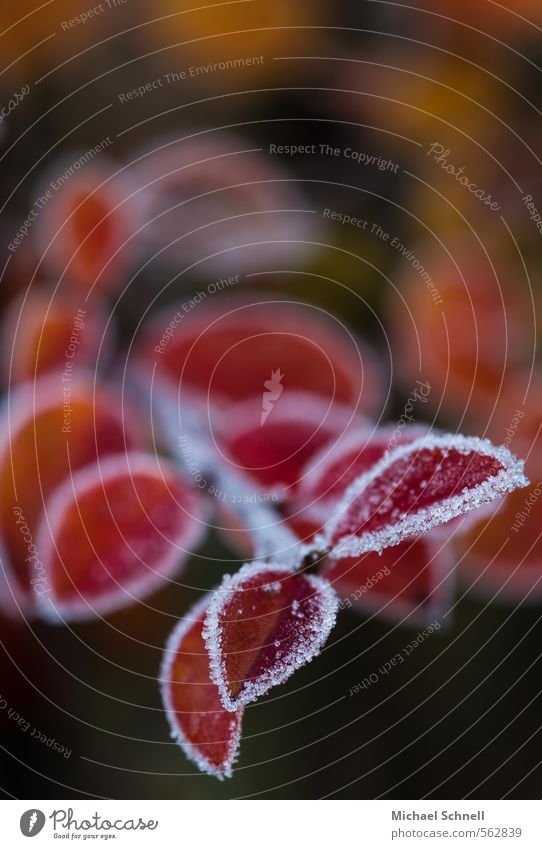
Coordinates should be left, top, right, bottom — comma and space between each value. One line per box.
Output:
1, 0, 542, 800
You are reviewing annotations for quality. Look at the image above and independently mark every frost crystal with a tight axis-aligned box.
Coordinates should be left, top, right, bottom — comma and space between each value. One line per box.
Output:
322, 434, 529, 559
203, 561, 339, 712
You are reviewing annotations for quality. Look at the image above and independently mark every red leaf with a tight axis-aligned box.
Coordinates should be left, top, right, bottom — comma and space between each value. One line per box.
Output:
203, 562, 338, 711
288, 425, 427, 539
324, 536, 454, 625
137, 294, 382, 413
36, 160, 140, 292
161, 595, 243, 780
387, 250, 530, 420
326, 434, 528, 558
217, 392, 357, 493
35, 453, 207, 620
1, 290, 112, 385
0, 374, 143, 608
460, 486, 542, 603
130, 134, 316, 275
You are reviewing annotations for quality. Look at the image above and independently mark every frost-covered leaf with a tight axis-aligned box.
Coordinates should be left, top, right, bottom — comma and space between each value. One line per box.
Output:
36, 453, 207, 621
216, 392, 357, 493
136, 294, 382, 413
325, 434, 528, 559
289, 425, 428, 538
203, 562, 338, 711
0, 374, 142, 608
324, 535, 454, 625
161, 595, 243, 780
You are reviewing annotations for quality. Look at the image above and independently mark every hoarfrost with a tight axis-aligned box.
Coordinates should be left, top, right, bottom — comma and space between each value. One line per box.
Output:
203, 561, 339, 711
322, 433, 528, 559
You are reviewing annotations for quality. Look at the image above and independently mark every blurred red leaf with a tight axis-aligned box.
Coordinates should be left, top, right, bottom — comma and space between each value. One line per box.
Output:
137, 294, 382, 414
35, 453, 206, 620
217, 392, 358, 493
387, 250, 530, 422
35, 159, 140, 292
131, 133, 317, 274
1, 289, 112, 385
324, 535, 453, 625
460, 485, 542, 603
0, 374, 142, 608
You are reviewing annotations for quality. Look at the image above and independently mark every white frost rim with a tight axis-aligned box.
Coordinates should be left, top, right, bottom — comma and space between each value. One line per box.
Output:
35, 452, 208, 623
160, 593, 243, 781
203, 560, 339, 712
320, 433, 529, 559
